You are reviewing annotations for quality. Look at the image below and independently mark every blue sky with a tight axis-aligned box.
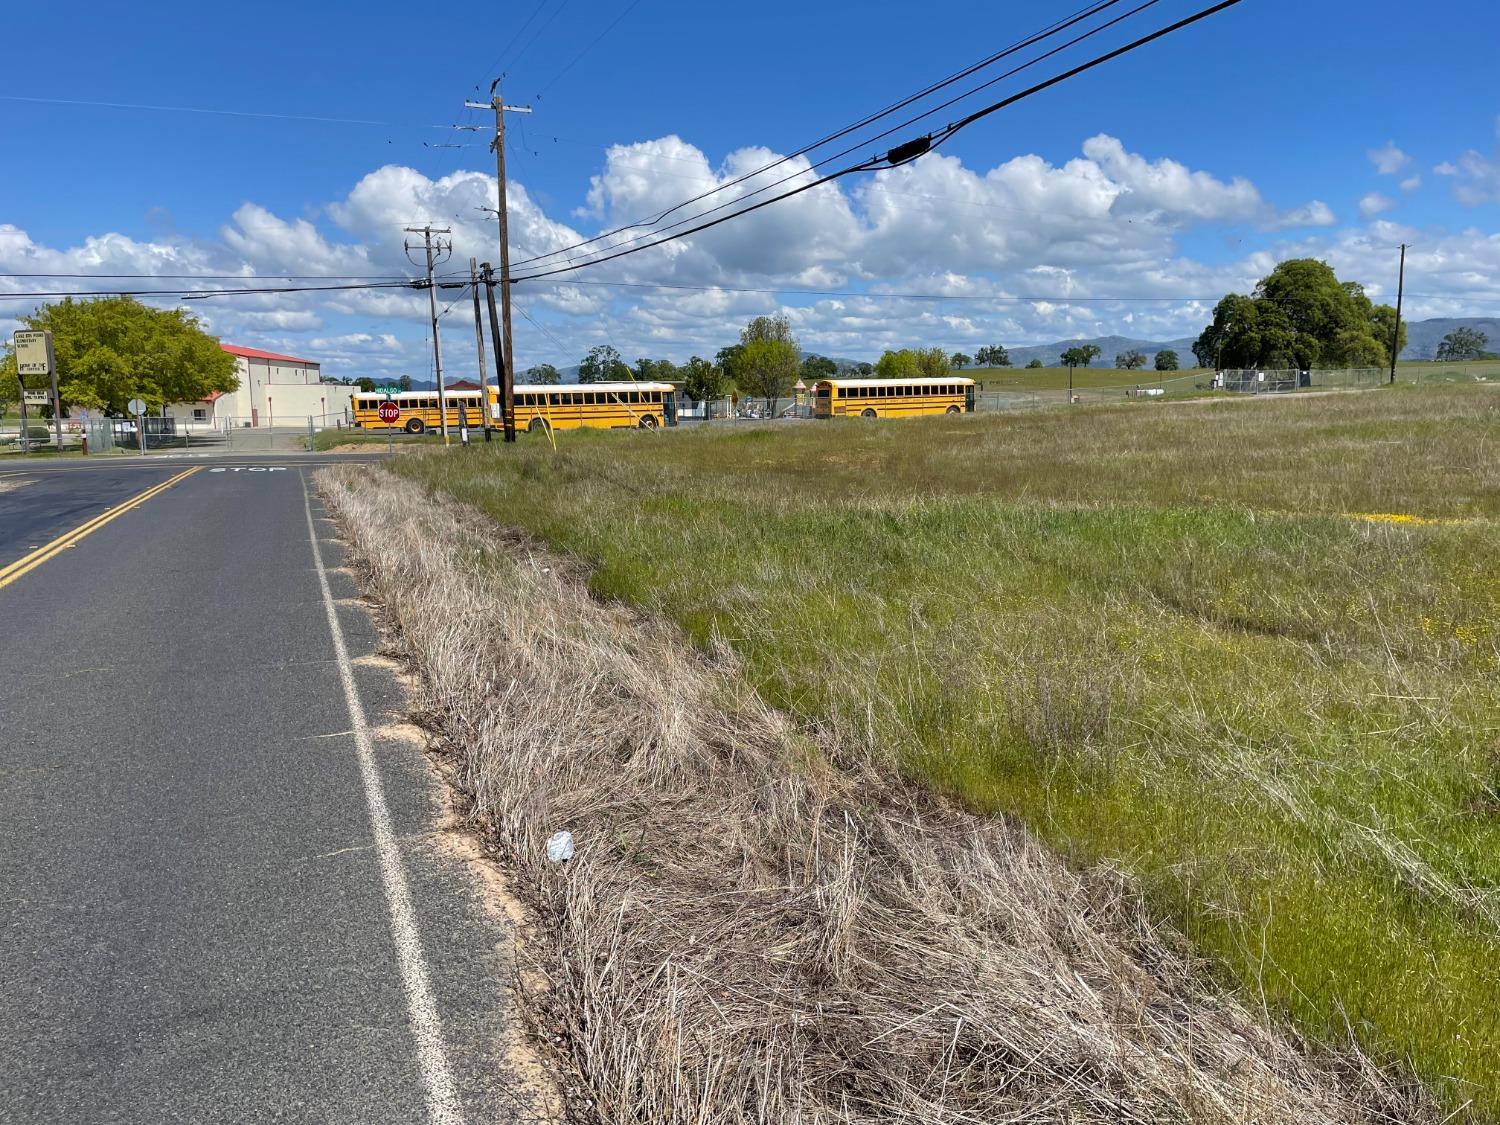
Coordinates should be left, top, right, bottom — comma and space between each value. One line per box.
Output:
3, 0, 1498, 380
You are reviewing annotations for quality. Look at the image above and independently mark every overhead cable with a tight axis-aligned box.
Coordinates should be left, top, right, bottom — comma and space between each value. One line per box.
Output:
509, 0, 1241, 285
511, 0, 1167, 275
510, 0, 1130, 270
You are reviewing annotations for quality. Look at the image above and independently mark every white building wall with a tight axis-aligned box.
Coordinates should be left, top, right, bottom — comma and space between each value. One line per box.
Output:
168, 350, 337, 428
262, 383, 353, 427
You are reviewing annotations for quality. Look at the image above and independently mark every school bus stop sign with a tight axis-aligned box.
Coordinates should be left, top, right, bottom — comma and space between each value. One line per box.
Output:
377, 400, 401, 424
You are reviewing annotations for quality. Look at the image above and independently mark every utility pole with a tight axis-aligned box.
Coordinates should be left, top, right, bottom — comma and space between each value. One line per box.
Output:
465, 82, 531, 398
1389, 242, 1408, 385
469, 257, 494, 442
404, 225, 453, 442
480, 262, 516, 442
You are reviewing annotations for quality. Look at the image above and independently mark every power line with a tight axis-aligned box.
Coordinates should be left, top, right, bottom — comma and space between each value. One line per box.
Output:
927, 0, 1243, 152
0, 93, 442, 129
509, 0, 1163, 275
0, 272, 414, 281
436, 283, 474, 319
0, 280, 424, 300
512, 278, 1227, 301
480, 0, 550, 76
514, 301, 574, 356
536, 0, 648, 96
506, 0, 573, 71
511, 0, 1131, 271
509, 0, 1239, 285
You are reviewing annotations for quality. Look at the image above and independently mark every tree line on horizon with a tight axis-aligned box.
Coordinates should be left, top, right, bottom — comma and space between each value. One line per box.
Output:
5, 266, 1494, 421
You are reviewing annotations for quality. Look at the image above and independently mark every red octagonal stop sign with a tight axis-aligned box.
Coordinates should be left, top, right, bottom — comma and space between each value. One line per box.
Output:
377, 400, 401, 424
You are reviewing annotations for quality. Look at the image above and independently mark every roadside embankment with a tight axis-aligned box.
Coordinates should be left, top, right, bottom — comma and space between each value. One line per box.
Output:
319, 463, 1432, 1124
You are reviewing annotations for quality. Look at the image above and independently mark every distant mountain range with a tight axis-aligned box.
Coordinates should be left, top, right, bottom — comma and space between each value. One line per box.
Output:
394, 317, 1495, 388
996, 335, 1198, 369
1399, 317, 1500, 360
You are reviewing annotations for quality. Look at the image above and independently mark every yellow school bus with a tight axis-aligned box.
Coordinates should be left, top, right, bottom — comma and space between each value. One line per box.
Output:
352, 390, 485, 433
501, 382, 679, 432
812, 377, 976, 419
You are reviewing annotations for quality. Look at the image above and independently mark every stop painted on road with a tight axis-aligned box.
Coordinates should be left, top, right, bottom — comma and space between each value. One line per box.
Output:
208, 466, 288, 473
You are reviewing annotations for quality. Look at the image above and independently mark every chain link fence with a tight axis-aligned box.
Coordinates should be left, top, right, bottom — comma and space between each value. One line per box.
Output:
1397, 360, 1500, 385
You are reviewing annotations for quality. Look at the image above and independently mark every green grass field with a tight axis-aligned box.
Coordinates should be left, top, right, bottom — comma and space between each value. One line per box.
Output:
969, 364, 1206, 392
307, 427, 431, 452
970, 357, 1500, 394
394, 385, 1500, 1116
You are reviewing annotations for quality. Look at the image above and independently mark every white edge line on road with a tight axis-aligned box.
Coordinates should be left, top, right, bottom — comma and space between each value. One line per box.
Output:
301, 471, 465, 1125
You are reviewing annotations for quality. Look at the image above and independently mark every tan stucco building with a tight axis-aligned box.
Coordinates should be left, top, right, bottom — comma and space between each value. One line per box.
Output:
170, 344, 354, 429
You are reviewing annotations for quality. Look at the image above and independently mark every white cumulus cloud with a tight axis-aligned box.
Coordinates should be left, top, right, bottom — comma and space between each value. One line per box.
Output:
1368, 141, 1410, 175
5, 129, 1500, 376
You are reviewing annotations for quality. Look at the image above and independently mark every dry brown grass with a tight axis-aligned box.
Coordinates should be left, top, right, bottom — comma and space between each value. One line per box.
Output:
318, 464, 1434, 1125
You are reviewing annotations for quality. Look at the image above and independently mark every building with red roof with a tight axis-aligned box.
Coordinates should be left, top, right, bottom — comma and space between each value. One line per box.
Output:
169, 342, 354, 430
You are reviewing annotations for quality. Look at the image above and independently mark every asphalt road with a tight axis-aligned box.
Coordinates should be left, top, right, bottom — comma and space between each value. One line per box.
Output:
0, 456, 537, 1123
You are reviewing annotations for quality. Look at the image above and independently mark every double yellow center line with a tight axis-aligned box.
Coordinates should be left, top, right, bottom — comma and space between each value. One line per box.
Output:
0, 466, 201, 593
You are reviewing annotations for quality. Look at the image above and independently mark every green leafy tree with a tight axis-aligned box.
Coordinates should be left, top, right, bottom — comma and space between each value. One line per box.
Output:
579, 344, 629, 383
354, 377, 377, 393
951, 353, 971, 369
801, 354, 837, 382
874, 349, 922, 379
855, 361, 874, 376
916, 347, 952, 378
715, 343, 745, 381
1154, 349, 1180, 372
734, 315, 799, 415
1060, 344, 1101, 368
523, 363, 561, 385
1194, 259, 1401, 369
681, 356, 727, 403
635, 357, 678, 382
0, 296, 237, 415
1025, 358, 1045, 369
1115, 350, 1147, 370
398, 375, 413, 391
1436, 327, 1488, 361
1331, 327, 1387, 368
975, 345, 1011, 367
1369, 305, 1407, 364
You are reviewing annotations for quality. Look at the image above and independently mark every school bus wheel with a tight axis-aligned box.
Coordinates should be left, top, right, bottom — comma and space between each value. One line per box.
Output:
861, 408, 877, 418
639, 414, 659, 429
404, 418, 425, 434
528, 417, 550, 434
946, 405, 961, 414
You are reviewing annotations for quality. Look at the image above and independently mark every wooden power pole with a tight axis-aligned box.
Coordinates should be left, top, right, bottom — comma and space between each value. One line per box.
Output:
466, 82, 531, 406
404, 225, 453, 442
469, 257, 493, 442
480, 262, 516, 442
